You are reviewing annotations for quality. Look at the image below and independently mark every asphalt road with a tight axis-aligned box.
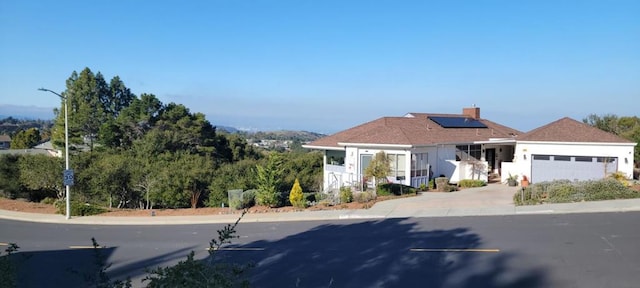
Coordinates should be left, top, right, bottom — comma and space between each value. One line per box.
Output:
2, 212, 640, 288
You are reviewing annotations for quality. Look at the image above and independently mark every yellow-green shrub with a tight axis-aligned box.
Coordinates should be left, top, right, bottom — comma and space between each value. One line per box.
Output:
289, 178, 305, 208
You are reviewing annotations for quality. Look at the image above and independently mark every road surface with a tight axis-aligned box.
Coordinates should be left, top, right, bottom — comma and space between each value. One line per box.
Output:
2, 212, 640, 287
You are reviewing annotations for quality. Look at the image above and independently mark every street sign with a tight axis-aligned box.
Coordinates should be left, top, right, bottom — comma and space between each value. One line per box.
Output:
63, 169, 74, 186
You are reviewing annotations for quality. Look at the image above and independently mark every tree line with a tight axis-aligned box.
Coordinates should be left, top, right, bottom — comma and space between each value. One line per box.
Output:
583, 114, 640, 168
0, 68, 322, 211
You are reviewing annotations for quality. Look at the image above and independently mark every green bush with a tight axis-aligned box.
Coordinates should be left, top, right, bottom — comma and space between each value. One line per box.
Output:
458, 179, 487, 188
353, 191, 375, 203
514, 179, 640, 206
419, 183, 427, 192
377, 183, 417, 196
339, 187, 353, 203
256, 190, 282, 208
56, 201, 107, 216
40, 197, 56, 205
230, 190, 256, 210
206, 189, 228, 208
428, 179, 435, 190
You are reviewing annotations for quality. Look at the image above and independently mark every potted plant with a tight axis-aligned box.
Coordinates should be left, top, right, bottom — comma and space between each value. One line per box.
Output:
507, 173, 518, 187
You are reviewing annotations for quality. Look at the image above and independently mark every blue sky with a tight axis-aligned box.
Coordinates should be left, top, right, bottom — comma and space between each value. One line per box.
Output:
1, 0, 638, 133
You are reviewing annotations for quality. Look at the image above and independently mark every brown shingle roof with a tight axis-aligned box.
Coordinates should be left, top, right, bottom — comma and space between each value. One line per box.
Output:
518, 117, 633, 143
306, 113, 522, 148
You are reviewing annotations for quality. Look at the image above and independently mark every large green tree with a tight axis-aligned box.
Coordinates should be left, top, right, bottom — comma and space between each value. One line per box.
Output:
18, 154, 64, 200
10, 128, 41, 149
584, 114, 640, 166
53, 68, 135, 151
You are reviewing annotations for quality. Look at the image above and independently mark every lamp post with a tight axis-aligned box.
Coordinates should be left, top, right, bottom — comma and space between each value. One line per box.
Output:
38, 88, 71, 219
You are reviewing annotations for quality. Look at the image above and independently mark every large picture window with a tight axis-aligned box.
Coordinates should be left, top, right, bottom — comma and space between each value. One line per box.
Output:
388, 154, 407, 180
411, 153, 429, 177
456, 144, 481, 161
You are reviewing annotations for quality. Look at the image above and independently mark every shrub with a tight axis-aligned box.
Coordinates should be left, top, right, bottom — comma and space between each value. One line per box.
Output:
289, 178, 306, 208
56, 201, 107, 216
339, 187, 353, 203
608, 171, 630, 186
582, 179, 637, 201
419, 183, 427, 192
40, 197, 56, 205
206, 189, 228, 208
428, 179, 435, 190
435, 177, 450, 191
514, 179, 640, 205
230, 190, 256, 210
377, 183, 417, 196
256, 190, 281, 208
353, 191, 375, 203
547, 182, 580, 203
458, 179, 487, 188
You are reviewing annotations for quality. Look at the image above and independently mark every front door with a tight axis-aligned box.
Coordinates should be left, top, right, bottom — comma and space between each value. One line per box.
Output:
486, 148, 496, 173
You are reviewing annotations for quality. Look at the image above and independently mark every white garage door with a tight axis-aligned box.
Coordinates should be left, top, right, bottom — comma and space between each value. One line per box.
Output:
531, 155, 617, 183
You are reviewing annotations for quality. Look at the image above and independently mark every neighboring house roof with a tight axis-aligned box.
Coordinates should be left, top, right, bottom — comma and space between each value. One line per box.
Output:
0, 134, 10, 142
34, 140, 56, 150
0, 149, 53, 156
306, 108, 522, 149
518, 117, 633, 143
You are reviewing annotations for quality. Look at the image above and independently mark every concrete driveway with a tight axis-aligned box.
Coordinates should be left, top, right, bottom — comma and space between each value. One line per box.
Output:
360, 183, 521, 218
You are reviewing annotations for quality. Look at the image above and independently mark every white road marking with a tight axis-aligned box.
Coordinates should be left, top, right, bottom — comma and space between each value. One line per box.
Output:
206, 247, 265, 251
410, 248, 500, 253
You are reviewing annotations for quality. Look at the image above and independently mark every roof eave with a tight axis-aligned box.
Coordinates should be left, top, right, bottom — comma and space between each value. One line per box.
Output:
302, 144, 345, 151
516, 140, 636, 146
337, 142, 413, 149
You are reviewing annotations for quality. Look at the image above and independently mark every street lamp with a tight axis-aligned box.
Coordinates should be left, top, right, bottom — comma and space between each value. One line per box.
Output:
38, 88, 71, 219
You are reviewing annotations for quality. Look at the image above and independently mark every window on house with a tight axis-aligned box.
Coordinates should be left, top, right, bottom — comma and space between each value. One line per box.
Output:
389, 154, 407, 180
554, 156, 571, 161
411, 153, 429, 177
533, 155, 550, 160
597, 157, 616, 163
326, 151, 345, 165
456, 145, 481, 161
575, 156, 593, 162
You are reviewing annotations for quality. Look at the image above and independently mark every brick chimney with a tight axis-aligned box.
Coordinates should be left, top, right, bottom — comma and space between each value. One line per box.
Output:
463, 106, 480, 119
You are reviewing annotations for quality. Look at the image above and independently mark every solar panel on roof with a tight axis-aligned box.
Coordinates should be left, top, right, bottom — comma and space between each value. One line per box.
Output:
428, 116, 488, 128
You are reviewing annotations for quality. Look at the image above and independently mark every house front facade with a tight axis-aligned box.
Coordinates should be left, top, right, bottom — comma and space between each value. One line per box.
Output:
503, 117, 635, 183
304, 107, 522, 192
305, 107, 635, 193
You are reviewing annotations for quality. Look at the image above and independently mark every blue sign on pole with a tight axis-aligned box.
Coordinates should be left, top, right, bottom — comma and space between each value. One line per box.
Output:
63, 169, 74, 186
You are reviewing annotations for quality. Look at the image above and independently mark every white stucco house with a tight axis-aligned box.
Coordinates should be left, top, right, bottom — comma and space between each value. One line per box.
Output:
303, 107, 635, 192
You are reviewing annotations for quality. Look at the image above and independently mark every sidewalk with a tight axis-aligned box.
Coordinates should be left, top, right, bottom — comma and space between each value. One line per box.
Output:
1, 184, 640, 225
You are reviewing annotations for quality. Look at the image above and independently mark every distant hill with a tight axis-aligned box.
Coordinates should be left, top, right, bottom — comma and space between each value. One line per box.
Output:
236, 130, 326, 142
216, 125, 240, 134
0, 105, 55, 120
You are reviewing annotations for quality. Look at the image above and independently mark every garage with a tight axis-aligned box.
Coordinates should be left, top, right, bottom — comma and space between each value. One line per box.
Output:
531, 155, 618, 183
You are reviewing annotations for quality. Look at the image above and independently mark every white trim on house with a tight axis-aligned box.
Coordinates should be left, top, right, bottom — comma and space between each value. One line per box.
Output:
301, 145, 345, 151
337, 142, 414, 149
474, 139, 517, 144
517, 141, 635, 147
